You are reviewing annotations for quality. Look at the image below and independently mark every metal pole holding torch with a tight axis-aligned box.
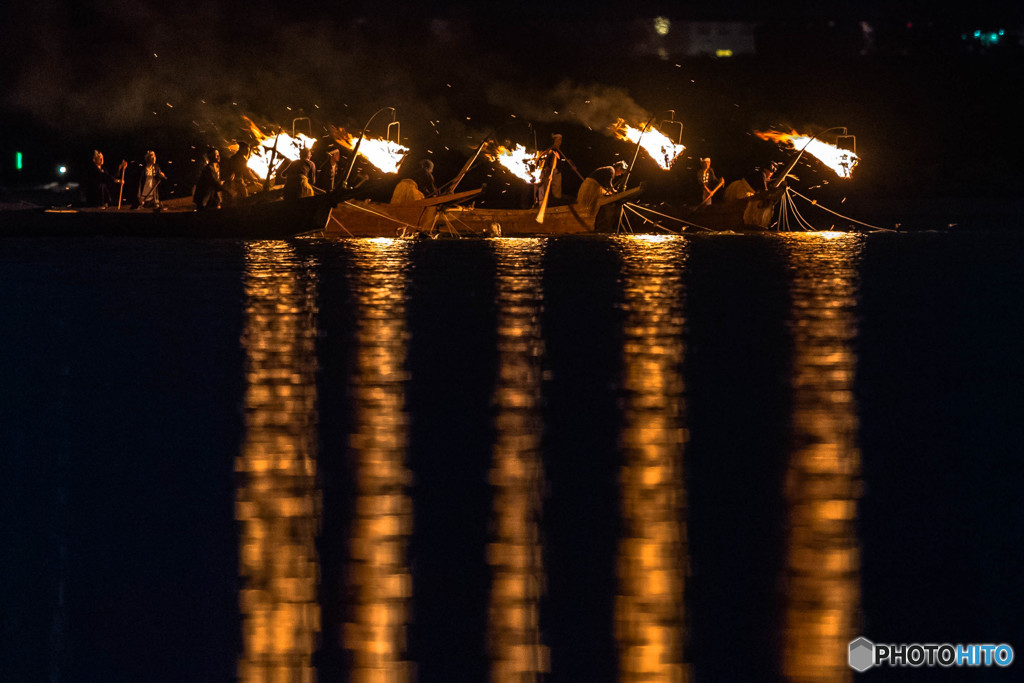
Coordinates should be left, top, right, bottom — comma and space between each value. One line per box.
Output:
343, 106, 395, 189
772, 126, 848, 189
620, 115, 656, 191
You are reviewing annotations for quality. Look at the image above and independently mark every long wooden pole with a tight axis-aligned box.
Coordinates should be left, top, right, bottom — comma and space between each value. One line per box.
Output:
536, 156, 558, 224
444, 134, 491, 194
701, 177, 724, 205
621, 116, 655, 190
116, 162, 126, 209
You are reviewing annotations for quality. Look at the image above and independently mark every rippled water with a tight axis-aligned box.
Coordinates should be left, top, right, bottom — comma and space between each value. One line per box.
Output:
1, 231, 1022, 681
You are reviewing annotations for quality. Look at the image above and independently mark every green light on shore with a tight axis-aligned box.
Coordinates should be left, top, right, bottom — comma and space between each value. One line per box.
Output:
16, 151, 23, 170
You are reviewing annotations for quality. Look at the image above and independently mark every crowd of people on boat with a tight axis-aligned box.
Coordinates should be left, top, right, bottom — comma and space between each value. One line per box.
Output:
82, 131, 778, 213
81, 138, 373, 211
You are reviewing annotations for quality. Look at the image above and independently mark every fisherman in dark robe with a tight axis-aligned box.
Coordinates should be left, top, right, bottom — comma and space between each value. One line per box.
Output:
222, 142, 261, 206
194, 148, 224, 210
85, 150, 127, 207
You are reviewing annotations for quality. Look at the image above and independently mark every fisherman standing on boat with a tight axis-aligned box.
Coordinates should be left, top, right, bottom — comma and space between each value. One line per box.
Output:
390, 159, 438, 204
536, 133, 581, 205
698, 157, 724, 205
135, 150, 167, 209
222, 142, 260, 205
316, 147, 342, 192
282, 147, 317, 200
85, 150, 127, 207
194, 148, 224, 210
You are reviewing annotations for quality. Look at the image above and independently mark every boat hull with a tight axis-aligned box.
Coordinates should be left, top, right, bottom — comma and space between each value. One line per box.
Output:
0, 193, 337, 239
324, 186, 644, 238
682, 187, 785, 231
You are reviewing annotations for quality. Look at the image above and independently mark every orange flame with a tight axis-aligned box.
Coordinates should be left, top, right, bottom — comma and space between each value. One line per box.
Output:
327, 124, 408, 174
484, 143, 542, 184
612, 118, 685, 170
755, 129, 859, 178
243, 116, 317, 180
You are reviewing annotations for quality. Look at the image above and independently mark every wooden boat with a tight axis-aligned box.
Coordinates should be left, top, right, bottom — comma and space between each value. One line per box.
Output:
622, 185, 787, 233
0, 189, 345, 239
323, 185, 644, 238
685, 186, 785, 230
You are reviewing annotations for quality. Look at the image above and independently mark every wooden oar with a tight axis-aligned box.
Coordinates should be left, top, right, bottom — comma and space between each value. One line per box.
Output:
700, 177, 724, 206
116, 160, 127, 209
536, 156, 558, 224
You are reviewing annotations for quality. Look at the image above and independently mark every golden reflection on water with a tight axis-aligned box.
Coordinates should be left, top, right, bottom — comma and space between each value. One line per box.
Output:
779, 233, 864, 682
343, 238, 414, 681
614, 236, 691, 682
487, 238, 550, 681
237, 241, 321, 682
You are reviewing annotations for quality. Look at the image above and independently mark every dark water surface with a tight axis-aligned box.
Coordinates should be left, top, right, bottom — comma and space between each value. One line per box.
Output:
2, 231, 1022, 682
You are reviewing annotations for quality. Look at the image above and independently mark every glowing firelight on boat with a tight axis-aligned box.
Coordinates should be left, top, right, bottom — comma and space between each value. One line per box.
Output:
328, 124, 409, 174
485, 143, 542, 184
242, 117, 317, 179
612, 118, 686, 170
755, 129, 859, 178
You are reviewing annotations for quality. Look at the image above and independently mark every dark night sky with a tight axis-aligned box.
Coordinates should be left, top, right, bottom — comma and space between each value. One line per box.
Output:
2, 0, 1022, 204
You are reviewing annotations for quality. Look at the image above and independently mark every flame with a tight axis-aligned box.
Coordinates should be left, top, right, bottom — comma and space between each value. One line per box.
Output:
243, 116, 317, 180
484, 143, 542, 184
612, 118, 685, 170
756, 129, 859, 178
327, 124, 409, 174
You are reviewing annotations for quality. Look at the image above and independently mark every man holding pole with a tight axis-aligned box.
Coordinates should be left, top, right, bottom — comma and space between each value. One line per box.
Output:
698, 156, 724, 205
85, 150, 127, 207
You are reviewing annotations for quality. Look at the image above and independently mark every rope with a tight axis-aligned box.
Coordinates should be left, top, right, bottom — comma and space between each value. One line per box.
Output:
338, 199, 423, 232
783, 191, 816, 231
787, 189, 897, 232
621, 202, 717, 233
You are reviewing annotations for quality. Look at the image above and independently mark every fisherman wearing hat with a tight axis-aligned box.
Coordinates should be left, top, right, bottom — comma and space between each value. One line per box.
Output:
698, 156, 723, 205
317, 146, 342, 192
535, 133, 583, 205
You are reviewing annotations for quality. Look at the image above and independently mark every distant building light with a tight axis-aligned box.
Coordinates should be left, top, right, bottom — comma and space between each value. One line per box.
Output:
716, 49, 734, 58
58, 165, 67, 175
654, 16, 670, 36
16, 151, 23, 170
